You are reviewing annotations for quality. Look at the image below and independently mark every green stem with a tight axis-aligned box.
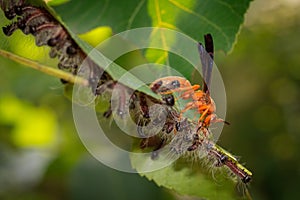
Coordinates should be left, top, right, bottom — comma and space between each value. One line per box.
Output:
0, 49, 89, 86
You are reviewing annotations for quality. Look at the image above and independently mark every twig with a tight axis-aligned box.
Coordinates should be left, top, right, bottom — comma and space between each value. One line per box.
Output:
0, 49, 89, 86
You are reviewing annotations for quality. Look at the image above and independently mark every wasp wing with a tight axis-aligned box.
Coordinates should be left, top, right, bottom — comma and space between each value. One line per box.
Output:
198, 34, 214, 94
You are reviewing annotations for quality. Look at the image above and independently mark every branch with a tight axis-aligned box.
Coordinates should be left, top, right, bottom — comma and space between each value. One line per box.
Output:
0, 49, 89, 86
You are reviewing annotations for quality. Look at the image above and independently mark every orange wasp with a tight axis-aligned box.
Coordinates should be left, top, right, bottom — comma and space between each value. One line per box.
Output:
150, 34, 228, 130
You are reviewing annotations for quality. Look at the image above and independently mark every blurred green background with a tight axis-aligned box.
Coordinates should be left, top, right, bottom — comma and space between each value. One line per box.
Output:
0, 0, 300, 199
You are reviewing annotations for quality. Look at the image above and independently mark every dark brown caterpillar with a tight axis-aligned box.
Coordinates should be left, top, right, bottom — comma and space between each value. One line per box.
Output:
0, 0, 110, 89
0, 0, 159, 123
0, 0, 170, 130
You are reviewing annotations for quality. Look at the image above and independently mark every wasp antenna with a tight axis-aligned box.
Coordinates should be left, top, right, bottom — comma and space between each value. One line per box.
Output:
224, 121, 230, 125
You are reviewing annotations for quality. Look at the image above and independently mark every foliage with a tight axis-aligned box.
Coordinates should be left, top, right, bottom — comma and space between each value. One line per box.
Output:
5, 0, 300, 200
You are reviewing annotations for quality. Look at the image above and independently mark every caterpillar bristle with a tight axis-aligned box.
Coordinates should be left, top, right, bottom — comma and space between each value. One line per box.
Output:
2, 22, 18, 36
4, 9, 16, 19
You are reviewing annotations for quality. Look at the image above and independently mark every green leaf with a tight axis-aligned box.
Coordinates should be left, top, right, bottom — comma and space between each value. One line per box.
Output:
1, 0, 252, 90
52, 0, 151, 34
52, 0, 252, 53
148, 0, 253, 52
47, 0, 70, 7
131, 140, 240, 200
50, 0, 253, 87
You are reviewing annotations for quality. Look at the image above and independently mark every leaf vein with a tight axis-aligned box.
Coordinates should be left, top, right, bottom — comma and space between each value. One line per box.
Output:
127, 0, 146, 29
168, 0, 230, 48
213, 0, 243, 20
